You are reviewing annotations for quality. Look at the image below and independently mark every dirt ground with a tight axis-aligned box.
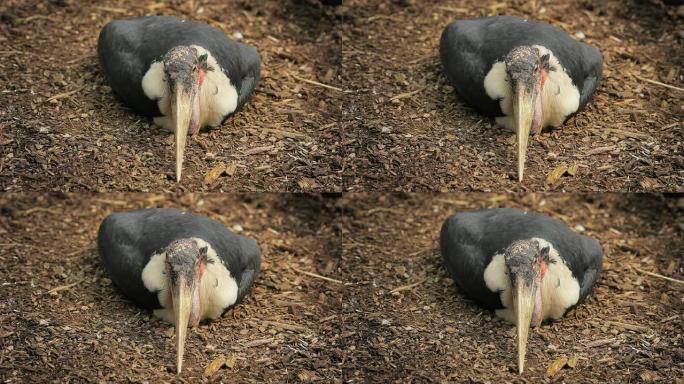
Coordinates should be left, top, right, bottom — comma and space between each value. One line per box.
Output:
1, 193, 682, 382
1, 0, 682, 192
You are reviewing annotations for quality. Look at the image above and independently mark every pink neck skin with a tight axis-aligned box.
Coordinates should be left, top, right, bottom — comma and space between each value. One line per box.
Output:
188, 262, 205, 326
531, 260, 547, 326
530, 69, 547, 135
189, 70, 205, 135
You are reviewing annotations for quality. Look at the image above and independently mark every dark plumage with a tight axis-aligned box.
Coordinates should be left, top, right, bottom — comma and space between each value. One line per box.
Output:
439, 208, 603, 310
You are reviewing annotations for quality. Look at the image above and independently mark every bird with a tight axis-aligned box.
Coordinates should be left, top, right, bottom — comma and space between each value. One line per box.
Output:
439, 208, 603, 374
97, 16, 261, 182
97, 208, 261, 373
440, 16, 603, 181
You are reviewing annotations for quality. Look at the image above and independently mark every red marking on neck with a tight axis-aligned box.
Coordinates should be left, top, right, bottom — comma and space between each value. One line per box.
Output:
199, 69, 205, 86
540, 69, 547, 87
199, 262, 206, 279
540, 261, 548, 278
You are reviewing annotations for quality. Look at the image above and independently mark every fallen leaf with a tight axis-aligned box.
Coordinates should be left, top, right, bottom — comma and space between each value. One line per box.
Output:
639, 177, 663, 189
640, 369, 660, 382
225, 161, 237, 176
546, 163, 568, 185
297, 369, 317, 382
546, 355, 568, 377
567, 354, 579, 368
224, 354, 237, 369
567, 162, 579, 176
204, 163, 226, 184
204, 354, 227, 377
297, 177, 317, 189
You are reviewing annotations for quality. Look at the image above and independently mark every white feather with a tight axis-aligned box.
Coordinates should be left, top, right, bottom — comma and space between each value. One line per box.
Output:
483, 45, 581, 132
140, 45, 239, 132
483, 238, 580, 324
140, 238, 239, 325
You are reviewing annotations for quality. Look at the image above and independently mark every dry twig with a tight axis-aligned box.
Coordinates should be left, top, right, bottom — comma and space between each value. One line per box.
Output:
292, 75, 344, 92
634, 267, 684, 285
389, 279, 427, 294
634, 75, 684, 92
292, 267, 344, 284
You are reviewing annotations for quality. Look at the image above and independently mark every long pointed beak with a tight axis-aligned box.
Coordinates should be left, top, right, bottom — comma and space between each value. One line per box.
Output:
513, 279, 536, 374
171, 278, 193, 374
172, 86, 192, 182
513, 85, 534, 182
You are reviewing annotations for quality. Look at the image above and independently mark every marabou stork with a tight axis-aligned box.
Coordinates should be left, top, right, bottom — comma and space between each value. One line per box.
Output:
98, 16, 261, 181
97, 208, 261, 373
439, 208, 603, 373
440, 16, 603, 181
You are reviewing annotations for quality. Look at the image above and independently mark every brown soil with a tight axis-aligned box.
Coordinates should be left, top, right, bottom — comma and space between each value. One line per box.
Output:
1, 193, 682, 382
1, 1, 682, 192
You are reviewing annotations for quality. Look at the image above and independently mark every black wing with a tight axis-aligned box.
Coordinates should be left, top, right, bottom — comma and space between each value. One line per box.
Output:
97, 211, 161, 309
210, 39, 261, 113
440, 211, 503, 309
98, 18, 162, 116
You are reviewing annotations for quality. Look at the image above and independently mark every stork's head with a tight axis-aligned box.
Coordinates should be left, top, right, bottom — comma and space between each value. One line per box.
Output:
503, 239, 552, 374
504, 46, 553, 181
164, 238, 210, 373
162, 46, 212, 182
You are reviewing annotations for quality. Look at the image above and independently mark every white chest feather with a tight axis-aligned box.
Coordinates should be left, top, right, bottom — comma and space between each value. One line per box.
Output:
483, 238, 580, 324
483, 45, 580, 132
141, 238, 239, 325
141, 45, 239, 131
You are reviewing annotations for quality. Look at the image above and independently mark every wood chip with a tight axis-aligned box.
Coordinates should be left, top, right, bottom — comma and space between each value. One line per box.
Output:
567, 354, 579, 368
297, 177, 317, 189
47, 86, 85, 102
585, 146, 616, 156
263, 320, 308, 332
297, 369, 317, 382
204, 163, 226, 184
225, 161, 237, 177
389, 278, 426, 294
567, 162, 579, 176
243, 146, 274, 155
546, 163, 568, 185
203, 354, 236, 377
585, 338, 615, 348
243, 338, 273, 348
640, 369, 660, 382
546, 355, 568, 377
204, 354, 227, 377
46, 280, 82, 294
388, 86, 426, 102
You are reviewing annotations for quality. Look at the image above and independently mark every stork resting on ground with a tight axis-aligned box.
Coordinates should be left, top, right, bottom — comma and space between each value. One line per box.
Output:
440, 208, 603, 373
440, 16, 603, 181
98, 16, 261, 181
98, 208, 261, 373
